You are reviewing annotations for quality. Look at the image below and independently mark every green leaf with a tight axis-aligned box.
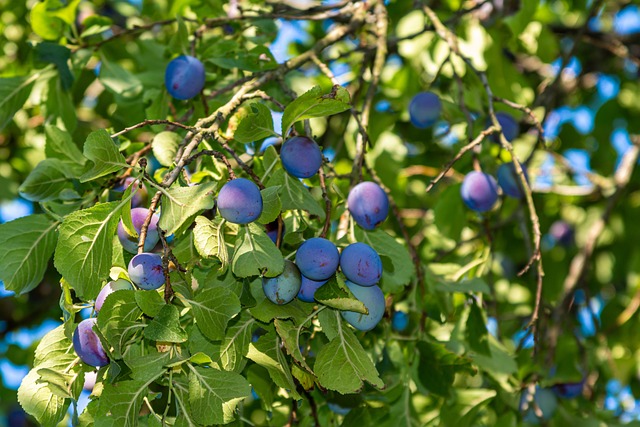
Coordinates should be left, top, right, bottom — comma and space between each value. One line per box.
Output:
274, 318, 314, 373
157, 182, 217, 236
0, 215, 58, 295
466, 302, 490, 355
44, 124, 86, 174
169, 16, 189, 55
232, 223, 284, 278
234, 103, 277, 143
432, 276, 491, 294
249, 297, 313, 324
314, 274, 367, 313
18, 326, 79, 427
246, 331, 300, 399
19, 159, 71, 202
314, 311, 384, 393
434, 184, 466, 240
281, 85, 351, 136
415, 340, 475, 397
172, 378, 199, 427
135, 290, 165, 317
267, 169, 325, 220
30, 2, 65, 40
97, 290, 143, 358
187, 365, 251, 425
257, 186, 281, 224
144, 304, 187, 343
151, 131, 181, 167
218, 312, 255, 373
98, 59, 143, 99
35, 42, 73, 90
46, 76, 77, 131
54, 201, 124, 299
97, 379, 161, 427
80, 130, 128, 182
355, 228, 415, 293
124, 351, 171, 382
193, 216, 229, 267
206, 44, 277, 72
0, 75, 37, 130
188, 287, 241, 341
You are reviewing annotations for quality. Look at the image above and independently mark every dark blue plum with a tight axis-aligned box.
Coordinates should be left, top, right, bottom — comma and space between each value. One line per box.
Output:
128, 252, 165, 290
497, 163, 529, 199
217, 178, 263, 224
73, 318, 109, 367
262, 260, 301, 305
117, 207, 159, 254
347, 181, 389, 230
392, 310, 409, 332
295, 237, 339, 281
265, 220, 284, 244
549, 220, 574, 246
339, 242, 382, 287
341, 281, 385, 331
95, 278, 133, 313
280, 136, 323, 178
165, 55, 206, 100
492, 112, 519, 143
409, 91, 441, 128
297, 275, 327, 302
460, 171, 499, 212
519, 386, 558, 424
552, 381, 584, 399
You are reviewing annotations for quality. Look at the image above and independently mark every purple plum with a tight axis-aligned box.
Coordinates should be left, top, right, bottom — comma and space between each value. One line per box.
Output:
347, 181, 389, 230
73, 318, 109, 367
128, 252, 165, 290
297, 275, 327, 302
549, 220, 574, 246
95, 278, 133, 313
262, 260, 302, 305
460, 171, 499, 212
217, 178, 263, 224
117, 207, 159, 254
115, 177, 147, 208
295, 237, 339, 281
165, 55, 206, 100
497, 163, 529, 199
339, 242, 382, 287
409, 91, 441, 128
280, 136, 323, 178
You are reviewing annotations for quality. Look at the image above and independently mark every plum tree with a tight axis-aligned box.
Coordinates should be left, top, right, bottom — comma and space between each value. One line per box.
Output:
217, 178, 263, 224
460, 171, 499, 212
94, 278, 133, 313
117, 207, 159, 254
341, 280, 385, 331
339, 242, 382, 287
347, 181, 389, 230
408, 91, 441, 128
497, 163, 529, 199
165, 55, 206, 100
297, 276, 327, 303
128, 252, 165, 290
519, 386, 558, 424
295, 237, 340, 280
262, 260, 301, 305
280, 136, 323, 178
72, 318, 109, 367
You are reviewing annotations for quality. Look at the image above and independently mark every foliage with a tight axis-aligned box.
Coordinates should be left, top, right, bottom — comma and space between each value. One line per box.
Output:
2, 0, 640, 426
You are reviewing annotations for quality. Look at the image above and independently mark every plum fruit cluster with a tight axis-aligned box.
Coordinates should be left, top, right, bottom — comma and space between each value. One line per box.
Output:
461, 163, 529, 212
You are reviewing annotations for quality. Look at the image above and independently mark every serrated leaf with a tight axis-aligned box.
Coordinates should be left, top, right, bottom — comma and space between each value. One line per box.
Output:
281, 85, 351, 136
54, 201, 125, 299
0, 75, 37, 130
314, 311, 384, 393
36, 42, 74, 91
135, 290, 165, 317
257, 186, 281, 224
234, 103, 277, 143
172, 378, 199, 427
0, 215, 58, 295
218, 312, 255, 372
44, 124, 86, 174
188, 287, 241, 342
80, 130, 128, 182
144, 304, 187, 343
30, 2, 65, 40
152, 131, 181, 167
232, 223, 284, 278
158, 182, 217, 236
169, 16, 189, 55
187, 365, 251, 425
193, 216, 228, 267
267, 169, 325, 220
123, 351, 171, 382
246, 331, 300, 399
96, 379, 162, 427
355, 228, 414, 293
415, 340, 475, 397
19, 159, 71, 202
314, 274, 367, 313
249, 297, 313, 324
98, 59, 143, 99
274, 318, 314, 373
97, 290, 143, 358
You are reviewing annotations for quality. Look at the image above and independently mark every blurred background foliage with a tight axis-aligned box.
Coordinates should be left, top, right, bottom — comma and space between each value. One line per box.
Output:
4, 0, 640, 425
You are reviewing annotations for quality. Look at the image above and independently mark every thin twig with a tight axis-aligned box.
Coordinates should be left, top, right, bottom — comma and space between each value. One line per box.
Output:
318, 165, 332, 238
111, 120, 196, 138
